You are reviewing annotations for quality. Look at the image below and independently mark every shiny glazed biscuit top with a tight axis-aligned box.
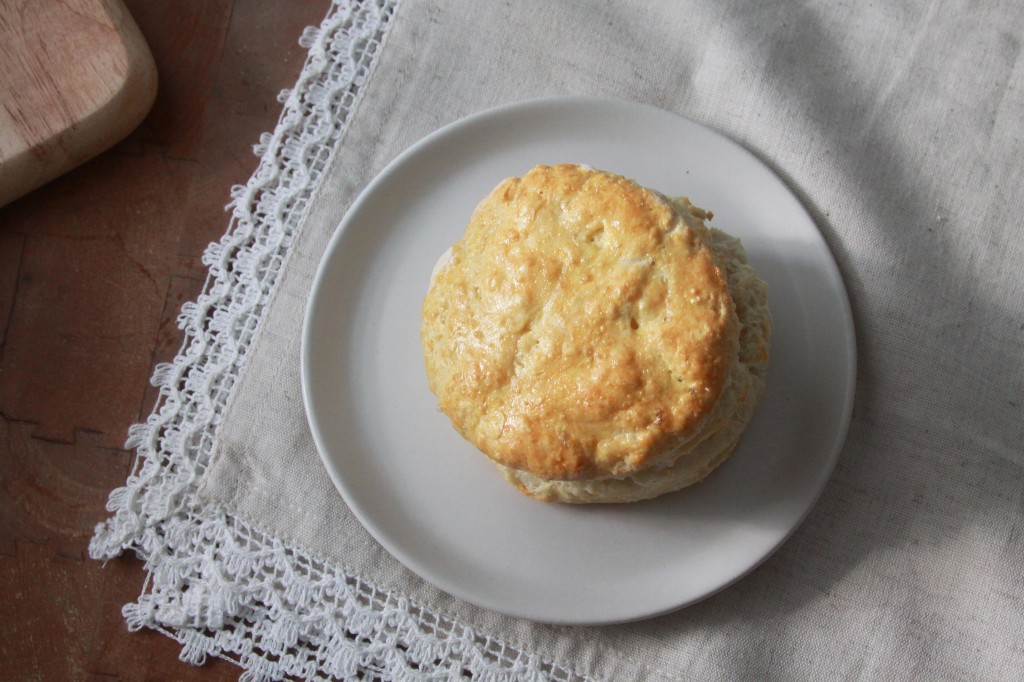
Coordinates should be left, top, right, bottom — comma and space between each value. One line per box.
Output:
421, 164, 739, 481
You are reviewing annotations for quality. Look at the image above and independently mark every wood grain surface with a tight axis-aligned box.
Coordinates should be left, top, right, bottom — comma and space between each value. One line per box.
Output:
0, 0, 158, 207
0, 1, 328, 678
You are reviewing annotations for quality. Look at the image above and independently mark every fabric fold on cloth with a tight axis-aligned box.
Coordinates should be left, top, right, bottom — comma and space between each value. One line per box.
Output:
197, 0, 1023, 679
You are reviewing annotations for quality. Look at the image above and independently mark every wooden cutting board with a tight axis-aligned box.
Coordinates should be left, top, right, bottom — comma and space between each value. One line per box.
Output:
0, 0, 157, 207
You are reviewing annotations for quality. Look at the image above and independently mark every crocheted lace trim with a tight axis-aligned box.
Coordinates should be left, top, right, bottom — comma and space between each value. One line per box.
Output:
90, 2, 586, 679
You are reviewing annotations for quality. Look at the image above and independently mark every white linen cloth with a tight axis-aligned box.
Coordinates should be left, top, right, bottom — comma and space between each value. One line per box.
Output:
94, 0, 1024, 679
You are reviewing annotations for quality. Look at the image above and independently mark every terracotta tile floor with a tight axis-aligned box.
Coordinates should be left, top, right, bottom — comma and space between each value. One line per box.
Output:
0, 2, 327, 677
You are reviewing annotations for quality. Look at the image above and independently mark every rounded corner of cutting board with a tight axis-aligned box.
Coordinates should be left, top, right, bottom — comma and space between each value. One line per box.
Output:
0, 0, 158, 207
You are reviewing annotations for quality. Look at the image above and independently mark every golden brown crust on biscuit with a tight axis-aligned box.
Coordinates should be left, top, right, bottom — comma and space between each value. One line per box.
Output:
421, 164, 740, 481
496, 216, 772, 503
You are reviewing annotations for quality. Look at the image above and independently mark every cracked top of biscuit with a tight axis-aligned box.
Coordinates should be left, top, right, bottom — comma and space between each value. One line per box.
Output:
421, 164, 739, 481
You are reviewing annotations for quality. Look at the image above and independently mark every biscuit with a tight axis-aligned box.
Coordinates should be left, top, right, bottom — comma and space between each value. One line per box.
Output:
421, 164, 770, 503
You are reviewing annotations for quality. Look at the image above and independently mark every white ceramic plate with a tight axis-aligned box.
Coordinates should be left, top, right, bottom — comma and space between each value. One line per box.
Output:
301, 97, 856, 625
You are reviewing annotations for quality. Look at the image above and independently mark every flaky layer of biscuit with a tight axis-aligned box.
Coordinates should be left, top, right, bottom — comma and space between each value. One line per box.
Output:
421, 164, 740, 482
498, 222, 771, 503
